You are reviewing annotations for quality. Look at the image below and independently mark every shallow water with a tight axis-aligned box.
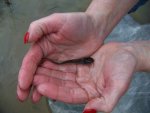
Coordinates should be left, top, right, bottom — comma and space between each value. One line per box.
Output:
0, 0, 150, 113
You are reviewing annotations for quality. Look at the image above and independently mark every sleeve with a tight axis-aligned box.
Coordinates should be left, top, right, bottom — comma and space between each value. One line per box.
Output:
128, 0, 149, 13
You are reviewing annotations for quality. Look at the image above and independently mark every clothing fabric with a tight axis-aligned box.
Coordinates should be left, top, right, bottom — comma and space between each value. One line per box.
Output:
129, 0, 149, 13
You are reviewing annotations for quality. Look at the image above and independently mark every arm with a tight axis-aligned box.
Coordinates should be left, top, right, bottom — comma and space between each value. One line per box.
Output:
86, 0, 138, 40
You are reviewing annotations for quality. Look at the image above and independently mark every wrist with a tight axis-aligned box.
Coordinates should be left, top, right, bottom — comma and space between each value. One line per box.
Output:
122, 41, 150, 72
85, 0, 113, 40
85, 0, 138, 40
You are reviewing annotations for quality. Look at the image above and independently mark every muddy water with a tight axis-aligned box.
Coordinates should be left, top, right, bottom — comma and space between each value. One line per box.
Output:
0, 0, 90, 113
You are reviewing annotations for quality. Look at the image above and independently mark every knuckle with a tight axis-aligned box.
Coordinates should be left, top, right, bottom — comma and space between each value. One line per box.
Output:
29, 21, 37, 29
30, 54, 39, 64
29, 20, 42, 31
51, 13, 61, 17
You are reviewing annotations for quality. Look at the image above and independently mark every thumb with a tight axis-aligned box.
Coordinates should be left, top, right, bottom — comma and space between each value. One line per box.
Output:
24, 18, 49, 44
83, 87, 125, 113
83, 98, 107, 113
24, 14, 63, 43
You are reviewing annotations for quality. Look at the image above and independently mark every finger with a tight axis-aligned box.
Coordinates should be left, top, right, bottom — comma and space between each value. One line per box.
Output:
17, 85, 29, 102
31, 87, 42, 103
40, 60, 77, 73
18, 44, 43, 90
83, 97, 107, 113
37, 82, 88, 104
36, 67, 76, 81
27, 14, 63, 43
33, 75, 79, 88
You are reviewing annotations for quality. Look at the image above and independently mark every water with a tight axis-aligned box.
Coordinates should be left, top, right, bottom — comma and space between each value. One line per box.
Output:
0, 0, 150, 113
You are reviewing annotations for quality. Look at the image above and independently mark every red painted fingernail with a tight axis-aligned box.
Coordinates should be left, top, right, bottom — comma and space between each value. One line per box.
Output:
83, 109, 97, 113
24, 32, 29, 44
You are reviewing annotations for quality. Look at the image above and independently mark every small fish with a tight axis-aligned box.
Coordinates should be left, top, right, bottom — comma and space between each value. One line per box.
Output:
60, 57, 94, 65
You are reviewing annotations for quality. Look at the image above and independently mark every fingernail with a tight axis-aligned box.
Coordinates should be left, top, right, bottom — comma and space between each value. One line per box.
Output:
83, 109, 97, 113
16, 95, 23, 103
24, 32, 29, 44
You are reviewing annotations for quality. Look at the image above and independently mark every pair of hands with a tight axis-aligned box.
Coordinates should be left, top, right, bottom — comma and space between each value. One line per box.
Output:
17, 13, 137, 113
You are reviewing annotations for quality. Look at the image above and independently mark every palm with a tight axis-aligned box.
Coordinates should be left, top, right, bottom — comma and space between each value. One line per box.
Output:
32, 43, 137, 112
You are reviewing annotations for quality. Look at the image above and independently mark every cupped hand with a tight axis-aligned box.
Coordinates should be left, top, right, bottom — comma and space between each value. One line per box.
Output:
25, 12, 105, 62
17, 12, 106, 100
31, 42, 137, 113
